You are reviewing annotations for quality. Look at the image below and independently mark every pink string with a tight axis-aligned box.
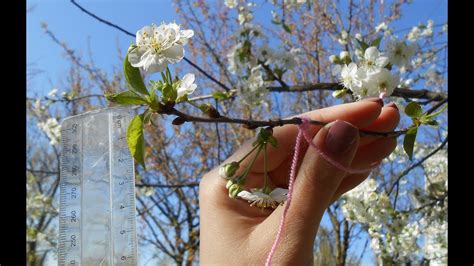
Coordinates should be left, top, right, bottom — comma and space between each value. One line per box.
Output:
264, 118, 381, 265
265, 124, 304, 266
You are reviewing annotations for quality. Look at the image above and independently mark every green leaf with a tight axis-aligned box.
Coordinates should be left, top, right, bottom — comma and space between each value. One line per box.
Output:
424, 104, 448, 120
371, 36, 382, 48
282, 22, 292, 33
127, 114, 146, 169
162, 84, 177, 102
420, 117, 439, 127
166, 67, 172, 84
271, 19, 281, 25
105, 91, 149, 105
403, 127, 418, 160
124, 48, 149, 96
212, 91, 230, 100
142, 109, 154, 126
268, 136, 278, 148
356, 39, 369, 52
405, 102, 423, 118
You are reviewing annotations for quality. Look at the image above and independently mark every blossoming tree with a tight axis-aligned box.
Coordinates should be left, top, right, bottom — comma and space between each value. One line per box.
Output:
27, 0, 447, 264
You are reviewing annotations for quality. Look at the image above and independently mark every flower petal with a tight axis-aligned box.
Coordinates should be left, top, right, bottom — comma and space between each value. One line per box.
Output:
163, 45, 184, 63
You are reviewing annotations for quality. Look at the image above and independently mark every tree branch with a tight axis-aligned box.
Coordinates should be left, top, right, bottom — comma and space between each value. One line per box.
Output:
268, 83, 447, 101
169, 107, 406, 137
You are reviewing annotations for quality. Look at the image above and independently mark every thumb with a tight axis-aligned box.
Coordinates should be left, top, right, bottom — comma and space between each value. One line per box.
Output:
266, 120, 359, 251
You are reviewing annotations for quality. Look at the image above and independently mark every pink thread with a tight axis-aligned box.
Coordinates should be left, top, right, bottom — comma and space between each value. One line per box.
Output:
265, 118, 380, 265
265, 125, 304, 266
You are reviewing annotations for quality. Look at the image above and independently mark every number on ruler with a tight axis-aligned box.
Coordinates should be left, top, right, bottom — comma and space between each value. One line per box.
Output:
71, 187, 77, 199
71, 123, 78, 134
70, 211, 77, 223
71, 144, 78, 154
70, 235, 76, 247
114, 115, 122, 129
71, 165, 79, 176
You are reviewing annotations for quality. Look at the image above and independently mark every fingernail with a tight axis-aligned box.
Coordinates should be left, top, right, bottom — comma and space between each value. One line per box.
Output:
386, 102, 399, 111
325, 120, 359, 157
361, 97, 383, 107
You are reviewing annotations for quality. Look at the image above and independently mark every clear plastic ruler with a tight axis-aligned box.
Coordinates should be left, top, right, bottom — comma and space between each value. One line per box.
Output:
58, 106, 138, 266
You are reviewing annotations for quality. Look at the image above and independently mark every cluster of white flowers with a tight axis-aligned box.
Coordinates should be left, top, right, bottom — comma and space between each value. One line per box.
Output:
423, 217, 447, 264
224, 0, 238, 9
341, 178, 423, 262
334, 46, 400, 99
424, 66, 444, 88
228, 63, 271, 107
257, 44, 300, 70
37, 118, 61, 146
407, 20, 434, 42
129, 22, 194, 75
385, 38, 417, 68
283, 0, 307, 8
226, 18, 301, 107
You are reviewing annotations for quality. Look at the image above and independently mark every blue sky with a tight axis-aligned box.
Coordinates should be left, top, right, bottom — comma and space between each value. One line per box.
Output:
27, 0, 447, 265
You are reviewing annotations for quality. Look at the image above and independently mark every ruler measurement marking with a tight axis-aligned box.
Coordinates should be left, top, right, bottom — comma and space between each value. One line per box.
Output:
60, 107, 137, 265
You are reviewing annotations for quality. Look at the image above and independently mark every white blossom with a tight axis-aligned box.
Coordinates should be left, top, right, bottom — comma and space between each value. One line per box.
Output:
365, 68, 399, 96
227, 43, 244, 75
375, 22, 388, 33
47, 89, 58, 97
239, 65, 269, 107
176, 73, 197, 99
37, 118, 61, 146
385, 39, 417, 67
338, 30, 349, 45
340, 63, 362, 92
421, 20, 434, 37
339, 51, 350, 61
424, 66, 443, 87
224, 0, 238, 8
128, 23, 194, 75
361, 46, 389, 73
442, 23, 448, 33
407, 26, 421, 42
238, 187, 288, 208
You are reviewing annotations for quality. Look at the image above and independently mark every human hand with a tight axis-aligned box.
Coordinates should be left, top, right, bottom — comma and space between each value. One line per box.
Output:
199, 98, 400, 265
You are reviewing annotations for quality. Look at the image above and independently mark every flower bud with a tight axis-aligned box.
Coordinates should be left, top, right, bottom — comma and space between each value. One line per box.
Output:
329, 54, 338, 63
339, 51, 350, 60
226, 180, 234, 189
228, 183, 243, 198
172, 117, 187, 125
355, 33, 363, 41
219, 161, 240, 180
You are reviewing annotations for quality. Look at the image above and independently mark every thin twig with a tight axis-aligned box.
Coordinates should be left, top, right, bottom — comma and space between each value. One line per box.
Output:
70, 0, 231, 92
136, 182, 200, 188
389, 136, 448, 195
